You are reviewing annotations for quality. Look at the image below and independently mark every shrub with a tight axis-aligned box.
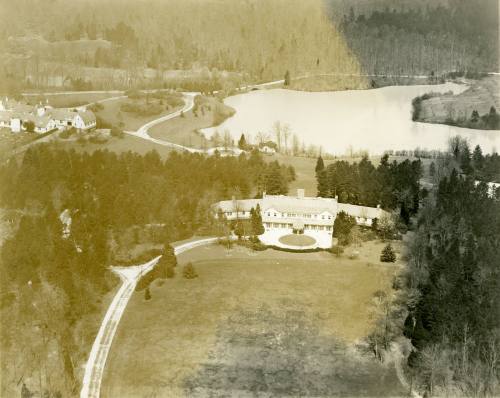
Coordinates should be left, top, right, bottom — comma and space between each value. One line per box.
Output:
380, 244, 396, 262
59, 127, 77, 139
330, 245, 344, 257
120, 102, 163, 116
166, 265, 175, 278
96, 116, 111, 129
144, 287, 151, 301
88, 102, 104, 112
88, 134, 108, 144
76, 136, 87, 145
183, 262, 198, 279
125, 89, 144, 99
348, 250, 360, 260
110, 126, 124, 138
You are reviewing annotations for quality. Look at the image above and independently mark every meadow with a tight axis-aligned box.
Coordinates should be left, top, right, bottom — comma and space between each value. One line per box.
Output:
102, 241, 405, 397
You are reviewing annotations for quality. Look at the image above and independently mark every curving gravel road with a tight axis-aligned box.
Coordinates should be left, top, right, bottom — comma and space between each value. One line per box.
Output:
80, 237, 219, 398
124, 92, 203, 153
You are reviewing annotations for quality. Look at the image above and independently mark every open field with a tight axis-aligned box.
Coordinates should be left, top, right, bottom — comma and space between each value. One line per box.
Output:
94, 96, 184, 131
22, 92, 122, 108
149, 96, 234, 149
50, 134, 174, 158
102, 241, 405, 397
417, 76, 500, 125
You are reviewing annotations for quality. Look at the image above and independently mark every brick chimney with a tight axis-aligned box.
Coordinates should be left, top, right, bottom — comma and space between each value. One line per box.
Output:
297, 189, 305, 199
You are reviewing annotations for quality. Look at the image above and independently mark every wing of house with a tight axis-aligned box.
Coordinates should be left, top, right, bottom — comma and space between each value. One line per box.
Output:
73, 110, 96, 130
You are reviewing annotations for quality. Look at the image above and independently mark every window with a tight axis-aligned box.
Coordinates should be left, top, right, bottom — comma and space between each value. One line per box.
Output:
274, 213, 277, 217
267, 212, 271, 216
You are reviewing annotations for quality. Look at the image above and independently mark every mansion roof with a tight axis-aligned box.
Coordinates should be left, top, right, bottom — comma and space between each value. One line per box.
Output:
214, 189, 387, 223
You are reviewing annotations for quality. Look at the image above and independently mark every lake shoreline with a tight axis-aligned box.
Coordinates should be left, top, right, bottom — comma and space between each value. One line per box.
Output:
202, 82, 500, 156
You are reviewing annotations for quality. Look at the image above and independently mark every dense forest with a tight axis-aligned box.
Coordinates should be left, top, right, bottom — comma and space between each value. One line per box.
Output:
0, 0, 363, 92
0, 145, 294, 397
338, 0, 498, 76
315, 155, 422, 224
403, 141, 500, 396
1, 0, 497, 93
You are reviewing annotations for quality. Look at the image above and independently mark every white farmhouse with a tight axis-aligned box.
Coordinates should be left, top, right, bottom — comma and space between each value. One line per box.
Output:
0, 97, 96, 134
73, 110, 97, 131
214, 189, 386, 249
259, 144, 277, 154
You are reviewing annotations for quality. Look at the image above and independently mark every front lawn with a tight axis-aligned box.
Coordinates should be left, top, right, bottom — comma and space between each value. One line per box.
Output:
102, 241, 404, 397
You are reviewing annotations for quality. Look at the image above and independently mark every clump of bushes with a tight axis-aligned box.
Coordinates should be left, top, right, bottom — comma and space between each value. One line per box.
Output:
166, 265, 175, 278
125, 89, 145, 100
110, 126, 124, 138
330, 245, 344, 257
88, 102, 104, 112
59, 127, 77, 139
120, 102, 163, 116
183, 262, 198, 279
380, 243, 396, 263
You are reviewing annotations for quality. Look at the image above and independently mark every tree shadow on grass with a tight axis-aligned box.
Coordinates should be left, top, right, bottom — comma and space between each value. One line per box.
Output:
183, 303, 405, 397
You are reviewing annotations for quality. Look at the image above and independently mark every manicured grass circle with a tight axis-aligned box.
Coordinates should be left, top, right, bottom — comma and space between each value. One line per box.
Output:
278, 234, 316, 247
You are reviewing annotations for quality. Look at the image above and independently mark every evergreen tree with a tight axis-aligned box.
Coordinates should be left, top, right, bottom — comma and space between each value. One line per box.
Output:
238, 134, 247, 150
284, 70, 291, 86
429, 162, 435, 177
250, 205, 265, 236
183, 262, 198, 279
472, 144, 484, 171
380, 243, 396, 262
315, 155, 325, 174
145, 287, 151, 300
333, 211, 356, 245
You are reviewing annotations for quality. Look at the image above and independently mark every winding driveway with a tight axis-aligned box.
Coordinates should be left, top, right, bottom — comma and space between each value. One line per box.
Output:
80, 237, 219, 398
124, 92, 203, 153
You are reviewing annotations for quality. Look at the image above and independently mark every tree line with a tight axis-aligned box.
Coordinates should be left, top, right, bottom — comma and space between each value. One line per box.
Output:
403, 146, 500, 396
0, 145, 294, 396
315, 154, 422, 224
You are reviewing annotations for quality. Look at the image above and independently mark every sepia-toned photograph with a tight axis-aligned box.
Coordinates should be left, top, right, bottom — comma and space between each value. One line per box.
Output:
0, 0, 499, 397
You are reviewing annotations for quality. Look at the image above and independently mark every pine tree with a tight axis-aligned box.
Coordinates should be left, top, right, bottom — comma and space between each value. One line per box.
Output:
183, 262, 198, 279
315, 155, 325, 174
158, 243, 177, 278
238, 134, 247, 150
284, 70, 291, 86
251, 204, 265, 236
380, 243, 396, 262
429, 162, 436, 177
472, 144, 484, 171
145, 286, 151, 300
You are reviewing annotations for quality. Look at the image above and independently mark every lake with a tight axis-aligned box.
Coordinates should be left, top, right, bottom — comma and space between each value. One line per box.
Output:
201, 83, 500, 155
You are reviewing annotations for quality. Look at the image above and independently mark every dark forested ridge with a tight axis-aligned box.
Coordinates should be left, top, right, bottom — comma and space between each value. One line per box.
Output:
337, 0, 499, 76
4, 0, 498, 93
0, 146, 294, 397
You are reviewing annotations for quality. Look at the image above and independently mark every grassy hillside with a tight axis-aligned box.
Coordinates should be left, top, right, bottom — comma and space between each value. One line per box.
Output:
103, 243, 404, 397
415, 76, 500, 128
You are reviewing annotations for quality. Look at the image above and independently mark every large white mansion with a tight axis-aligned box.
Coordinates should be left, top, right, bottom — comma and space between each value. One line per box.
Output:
215, 189, 386, 249
0, 97, 96, 134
